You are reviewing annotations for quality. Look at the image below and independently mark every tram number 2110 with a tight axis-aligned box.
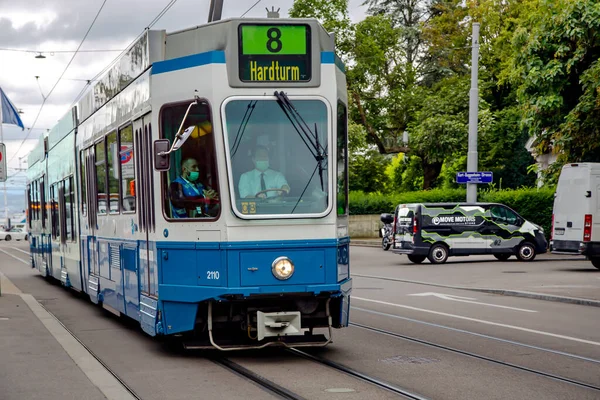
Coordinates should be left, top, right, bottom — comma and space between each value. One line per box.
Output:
207, 271, 220, 280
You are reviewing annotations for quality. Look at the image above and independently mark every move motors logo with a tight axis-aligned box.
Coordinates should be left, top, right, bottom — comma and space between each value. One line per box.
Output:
432, 215, 477, 225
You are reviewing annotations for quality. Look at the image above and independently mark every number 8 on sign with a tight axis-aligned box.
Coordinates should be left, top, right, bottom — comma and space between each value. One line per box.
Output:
266, 28, 282, 53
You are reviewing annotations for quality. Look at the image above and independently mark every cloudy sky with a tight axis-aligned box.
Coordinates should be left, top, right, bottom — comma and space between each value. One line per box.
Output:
0, 0, 368, 199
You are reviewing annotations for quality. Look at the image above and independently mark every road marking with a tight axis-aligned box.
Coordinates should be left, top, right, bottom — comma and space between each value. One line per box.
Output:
352, 296, 600, 347
10, 246, 30, 255
351, 307, 600, 364
408, 292, 537, 313
0, 248, 29, 265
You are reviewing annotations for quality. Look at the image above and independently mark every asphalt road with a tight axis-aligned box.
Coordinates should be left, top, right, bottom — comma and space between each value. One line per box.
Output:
1, 241, 599, 399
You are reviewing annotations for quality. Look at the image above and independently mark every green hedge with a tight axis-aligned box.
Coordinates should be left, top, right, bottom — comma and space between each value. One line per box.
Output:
349, 187, 555, 240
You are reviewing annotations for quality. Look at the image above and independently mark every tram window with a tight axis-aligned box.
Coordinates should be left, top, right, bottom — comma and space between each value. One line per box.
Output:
35, 180, 40, 221
223, 98, 329, 217
337, 101, 349, 216
161, 101, 220, 220
80, 150, 87, 215
27, 187, 32, 228
40, 180, 47, 228
65, 177, 74, 241
119, 125, 136, 213
51, 183, 59, 240
106, 131, 120, 214
30, 183, 35, 222
95, 139, 107, 215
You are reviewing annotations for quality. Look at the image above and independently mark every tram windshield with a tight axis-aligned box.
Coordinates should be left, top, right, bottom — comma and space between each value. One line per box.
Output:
223, 97, 329, 218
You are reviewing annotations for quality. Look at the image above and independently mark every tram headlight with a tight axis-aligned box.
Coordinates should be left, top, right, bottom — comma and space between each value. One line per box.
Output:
272, 257, 294, 280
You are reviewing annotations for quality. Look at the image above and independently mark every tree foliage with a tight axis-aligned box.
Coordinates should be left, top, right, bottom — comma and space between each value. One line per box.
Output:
504, 0, 600, 164
289, 0, 598, 193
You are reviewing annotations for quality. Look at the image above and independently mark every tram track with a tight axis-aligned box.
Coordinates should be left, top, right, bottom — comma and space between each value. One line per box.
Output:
287, 348, 429, 400
212, 357, 306, 400
350, 322, 600, 393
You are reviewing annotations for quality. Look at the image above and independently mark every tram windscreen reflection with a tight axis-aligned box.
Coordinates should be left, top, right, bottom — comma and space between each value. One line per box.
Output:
224, 98, 329, 217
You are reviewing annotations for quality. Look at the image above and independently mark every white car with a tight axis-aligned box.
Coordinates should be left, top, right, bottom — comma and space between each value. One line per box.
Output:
0, 227, 28, 241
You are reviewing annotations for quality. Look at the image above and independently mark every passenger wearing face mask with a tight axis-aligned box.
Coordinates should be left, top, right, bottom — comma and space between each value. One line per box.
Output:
238, 146, 290, 199
170, 157, 219, 218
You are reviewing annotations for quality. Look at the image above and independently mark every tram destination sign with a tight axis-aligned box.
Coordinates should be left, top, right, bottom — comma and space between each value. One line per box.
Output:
238, 24, 311, 82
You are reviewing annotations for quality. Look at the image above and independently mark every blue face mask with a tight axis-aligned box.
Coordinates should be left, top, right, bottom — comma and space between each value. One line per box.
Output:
255, 160, 269, 171
188, 171, 199, 181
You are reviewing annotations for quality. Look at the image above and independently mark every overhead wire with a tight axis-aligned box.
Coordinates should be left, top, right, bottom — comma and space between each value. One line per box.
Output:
8, 0, 109, 165
0, 47, 124, 53
240, 0, 262, 18
67, 0, 180, 109
6, 0, 181, 183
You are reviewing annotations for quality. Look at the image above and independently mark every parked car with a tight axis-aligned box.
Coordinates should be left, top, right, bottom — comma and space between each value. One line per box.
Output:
384, 202, 547, 264
0, 227, 29, 241
550, 162, 600, 269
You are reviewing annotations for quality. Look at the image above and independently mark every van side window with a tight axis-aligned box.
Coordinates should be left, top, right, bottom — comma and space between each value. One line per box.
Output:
491, 205, 518, 225
503, 208, 519, 225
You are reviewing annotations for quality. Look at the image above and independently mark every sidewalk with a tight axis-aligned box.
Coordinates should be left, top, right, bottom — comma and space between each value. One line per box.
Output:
0, 271, 133, 400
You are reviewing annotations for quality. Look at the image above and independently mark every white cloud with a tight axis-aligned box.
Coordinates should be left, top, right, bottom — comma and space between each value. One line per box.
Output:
1, 0, 368, 200
2, 10, 58, 30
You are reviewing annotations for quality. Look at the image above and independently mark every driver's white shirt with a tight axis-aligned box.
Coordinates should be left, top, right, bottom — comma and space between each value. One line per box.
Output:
239, 168, 288, 198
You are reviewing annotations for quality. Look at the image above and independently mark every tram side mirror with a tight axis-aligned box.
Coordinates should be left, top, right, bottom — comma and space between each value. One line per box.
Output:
154, 139, 171, 171
172, 125, 196, 151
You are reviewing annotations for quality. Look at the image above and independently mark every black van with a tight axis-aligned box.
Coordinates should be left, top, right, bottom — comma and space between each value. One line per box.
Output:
381, 203, 547, 264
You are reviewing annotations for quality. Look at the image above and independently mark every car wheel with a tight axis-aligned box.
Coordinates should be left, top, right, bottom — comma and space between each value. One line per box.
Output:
407, 255, 426, 264
494, 254, 511, 261
591, 258, 600, 270
5, 235, 11, 241
516, 242, 536, 262
427, 244, 449, 264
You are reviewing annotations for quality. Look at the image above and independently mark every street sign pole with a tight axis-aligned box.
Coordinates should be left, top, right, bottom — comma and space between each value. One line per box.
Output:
466, 22, 480, 203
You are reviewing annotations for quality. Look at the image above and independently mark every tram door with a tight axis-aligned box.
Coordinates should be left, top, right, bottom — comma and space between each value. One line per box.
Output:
83, 146, 100, 299
133, 114, 153, 299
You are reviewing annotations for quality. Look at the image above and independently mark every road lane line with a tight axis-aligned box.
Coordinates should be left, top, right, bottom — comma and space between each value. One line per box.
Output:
10, 246, 30, 255
408, 292, 538, 313
0, 248, 29, 265
351, 307, 600, 364
352, 296, 600, 347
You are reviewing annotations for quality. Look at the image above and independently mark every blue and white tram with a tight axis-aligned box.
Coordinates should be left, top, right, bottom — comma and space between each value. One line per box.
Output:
26, 16, 351, 350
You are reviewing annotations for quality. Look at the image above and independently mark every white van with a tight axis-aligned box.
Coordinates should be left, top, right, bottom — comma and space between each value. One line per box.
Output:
550, 163, 600, 269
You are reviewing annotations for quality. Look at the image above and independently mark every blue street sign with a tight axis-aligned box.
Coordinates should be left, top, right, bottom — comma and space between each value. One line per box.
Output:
456, 171, 493, 184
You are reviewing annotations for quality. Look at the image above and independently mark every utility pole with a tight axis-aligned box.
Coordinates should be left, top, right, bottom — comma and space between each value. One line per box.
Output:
208, 0, 224, 22
466, 22, 480, 203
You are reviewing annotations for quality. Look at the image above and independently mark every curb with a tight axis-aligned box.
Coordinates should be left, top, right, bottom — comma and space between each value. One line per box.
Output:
352, 273, 600, 308
350, 241, 380, 248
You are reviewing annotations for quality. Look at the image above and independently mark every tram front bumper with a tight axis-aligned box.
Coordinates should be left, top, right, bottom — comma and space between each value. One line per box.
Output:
158, 279, 352, 303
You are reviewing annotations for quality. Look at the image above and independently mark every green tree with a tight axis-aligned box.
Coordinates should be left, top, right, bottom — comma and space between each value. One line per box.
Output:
479, 107, 537, 188
289, 0, 354, 61
503, 0, 600, 166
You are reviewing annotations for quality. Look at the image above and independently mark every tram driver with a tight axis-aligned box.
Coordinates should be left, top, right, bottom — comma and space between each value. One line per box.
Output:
169, 157, 219, 218
238, 146, 290, 199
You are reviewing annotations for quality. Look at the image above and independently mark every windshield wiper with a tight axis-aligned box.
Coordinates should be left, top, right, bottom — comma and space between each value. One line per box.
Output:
274, 91, 327, 191
230, 100, 257, 158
